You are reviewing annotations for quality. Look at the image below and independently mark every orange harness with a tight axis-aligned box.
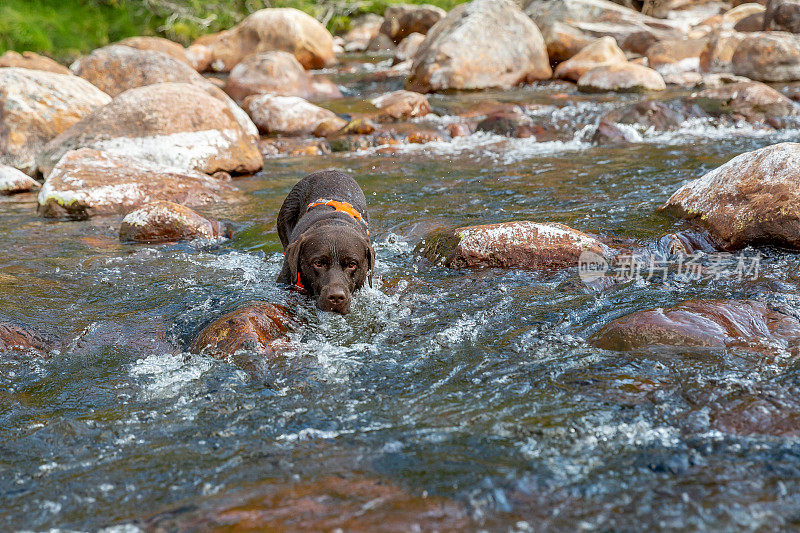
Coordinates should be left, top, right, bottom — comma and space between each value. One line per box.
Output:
288, 199, 369, 291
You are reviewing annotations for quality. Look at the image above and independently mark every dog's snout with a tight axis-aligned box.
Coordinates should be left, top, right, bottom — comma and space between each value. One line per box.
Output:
327, 289, 346, 305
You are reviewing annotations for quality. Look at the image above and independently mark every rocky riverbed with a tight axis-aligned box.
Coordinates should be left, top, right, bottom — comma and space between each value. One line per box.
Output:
3, 0, 800, 530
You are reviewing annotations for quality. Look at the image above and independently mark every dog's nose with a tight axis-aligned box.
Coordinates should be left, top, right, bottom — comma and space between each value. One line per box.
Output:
327, 289, 346, 305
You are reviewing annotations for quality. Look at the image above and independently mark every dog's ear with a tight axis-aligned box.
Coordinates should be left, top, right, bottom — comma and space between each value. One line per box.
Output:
366, 241, 376, 288
284, 235, 305, 289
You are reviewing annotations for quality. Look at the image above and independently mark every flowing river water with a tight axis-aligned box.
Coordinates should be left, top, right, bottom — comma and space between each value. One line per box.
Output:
3, 55, 800, 530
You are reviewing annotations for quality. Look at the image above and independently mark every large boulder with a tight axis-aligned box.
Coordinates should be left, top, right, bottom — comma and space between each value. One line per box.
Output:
699, 29, 749, 73
38, 149, 234, 219
224, 51, 341, 102
764, 0, 800, 32
187, 8, 335, 71
380, 4, 447, 43
659, 143, 800, 250
553, 36, 628, 82
370, 90, 431, 120
593, 300, 800, 351
406, 0, 552, 93
689, 80, 798, 122
190, 302, 294, 359
117, 36, 190, 65
577, 62, 666, 92
120, 201, 226, 243
37, 83, 262, 176
0, 319, 55, 357
0, 68, 111, 176
645, 38, 707, 72
526, 0, 684, 59
0, 51, 70, 74
732, 32, 800, 82
243, 94, 339, 135
70, 44, 204, 97
418, 221, 612, 270
0, 165, 40, 195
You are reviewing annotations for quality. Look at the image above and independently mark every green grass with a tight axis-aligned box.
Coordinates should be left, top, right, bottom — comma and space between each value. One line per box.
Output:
0, 0, 467, 62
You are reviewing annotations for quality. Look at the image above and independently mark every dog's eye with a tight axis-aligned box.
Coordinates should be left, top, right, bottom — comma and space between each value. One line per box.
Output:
345, 260, 358, 269
312, 259, 327, 268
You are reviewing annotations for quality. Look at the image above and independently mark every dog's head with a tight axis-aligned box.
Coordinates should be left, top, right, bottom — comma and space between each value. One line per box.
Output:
284, 224, 375, 315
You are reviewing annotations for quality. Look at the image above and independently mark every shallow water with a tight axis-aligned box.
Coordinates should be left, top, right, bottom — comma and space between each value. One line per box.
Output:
3, 57, 800, 531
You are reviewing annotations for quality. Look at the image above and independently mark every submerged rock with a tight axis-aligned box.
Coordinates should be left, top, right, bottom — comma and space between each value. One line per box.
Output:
0, 50, 70, 74
38, 149, 233, 219
476, 111, 537, 138
732, 32, 800, 82
553, 36, 628, 82
659, 143, 800, 250
243, 94, 339, 135
190, 302, 294, 360
598, 100, 690, 131
224, 51, 341, 102
370, 90, 431, 120
578, 63, 666, 92
70, 45, 204, 96
0, 68, 111, 176
187, 8, 335, 71
406, 0, 552, 93
380, 4, 446, 43
144, 476, 468, 531
37, 82, 262, 176
418, 221, 612, 270
120, 201, 226, 243
0, 319, 55, 357
689, 80, 798, 122
0, 165, 40, 195
593, 300, 800, 351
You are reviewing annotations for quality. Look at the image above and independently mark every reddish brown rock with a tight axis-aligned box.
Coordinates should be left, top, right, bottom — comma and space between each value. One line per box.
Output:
659, 143, 800, 250
733, 11, 765, 30
418, 221, 612, 270
699, 29, 749, 73
119, 201, 226, 243
243, 94, 339, 135
598, 100, 689, 131
406, 0, 552, 93
370, 90, 431, 120
526, 0, 685, 58
117, 36, 190, 65
37, 82, 262, 176
592, 300, 800, 351
0, 165, 40, 195
0, 319, 54, 357
554, 36, 628, 82
190, 302, 294, 359
0, 68, 111, 176
645, 38, 707, 72
187, 8, 335, 71
578, 62, 666, 92
406, 130, 445, 143
689, 80, 798, 122
711, 390, 800, 437
343, 14, 384, 52
380, 4, 446, 43
38, 149, 234, 219
538, 21, 597, 63
476, 111, 537, 138
732, 31, 800, 82
144, 476, 468, 531
764, 0, 800, 32
0, 51, 70, 74
224, 51, 341, 102
69, 44, 205, 97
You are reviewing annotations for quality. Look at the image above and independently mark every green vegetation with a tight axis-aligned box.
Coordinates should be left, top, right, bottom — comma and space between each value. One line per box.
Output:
0, 0, 466, 62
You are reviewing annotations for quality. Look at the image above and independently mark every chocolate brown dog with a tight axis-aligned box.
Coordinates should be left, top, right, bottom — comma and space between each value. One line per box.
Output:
277, 170, 375, 314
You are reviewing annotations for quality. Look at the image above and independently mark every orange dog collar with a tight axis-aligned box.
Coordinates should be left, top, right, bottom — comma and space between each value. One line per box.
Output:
306, 199, 368, 228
